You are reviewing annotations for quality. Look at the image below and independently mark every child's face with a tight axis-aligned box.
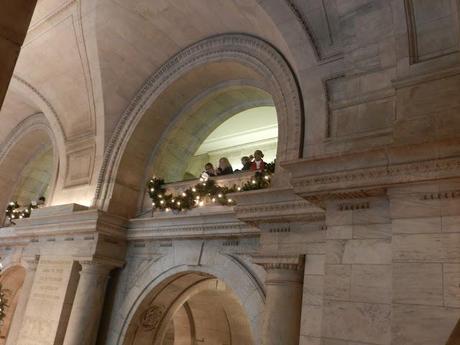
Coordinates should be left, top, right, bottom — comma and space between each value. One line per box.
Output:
254, 152, 262, 160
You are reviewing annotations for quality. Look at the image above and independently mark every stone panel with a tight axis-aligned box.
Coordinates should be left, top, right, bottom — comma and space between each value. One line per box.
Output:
323, 300, 391, 345
16, 258, 76, 345
353, 223, 391, 239
324, 264, 351, 300
301, 304, 323, 338
393, 233, 460, 262
342, 239, 391, 265
350, 265, 391, 304
392, 216, 441, 234
303, 275, 324, 306
393, 263, 443, 306
392, 304, 459, 345
406, 0, 460, 62
444, 263, 460, 307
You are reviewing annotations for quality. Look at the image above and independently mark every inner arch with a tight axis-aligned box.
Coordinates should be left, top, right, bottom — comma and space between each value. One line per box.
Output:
123, 272, 254, 345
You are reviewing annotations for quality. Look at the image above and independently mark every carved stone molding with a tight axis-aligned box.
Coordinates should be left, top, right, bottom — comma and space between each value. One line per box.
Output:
128, 211, 258, 240
21, 255, 40, 272
283, 140, 460, 202
231, 187, 324, 224
252, 254, 305, 272
140, 305, 165, 332
96, 34, 304, 210
0, 113, 55, 163
283, 0, 342, 62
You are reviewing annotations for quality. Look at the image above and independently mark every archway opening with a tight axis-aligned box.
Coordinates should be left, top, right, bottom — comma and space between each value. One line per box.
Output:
182, 106, 278, 181
99, 35, 303, 218
0, 116, 58, 225
0, 266, 26, 345
10, 144, 54, 206
124, 272, 254, 345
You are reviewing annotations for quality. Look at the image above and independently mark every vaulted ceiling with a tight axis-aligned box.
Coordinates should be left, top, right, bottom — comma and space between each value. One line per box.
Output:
1, 0, 459, 208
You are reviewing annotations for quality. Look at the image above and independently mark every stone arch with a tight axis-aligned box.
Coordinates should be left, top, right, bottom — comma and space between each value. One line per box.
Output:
0, 114, 61, 222
0, 265, 26, 345
146, 79, 273, 181
124, 273, 254, 345
96, 34, 304, 217
108, 252, 265, 345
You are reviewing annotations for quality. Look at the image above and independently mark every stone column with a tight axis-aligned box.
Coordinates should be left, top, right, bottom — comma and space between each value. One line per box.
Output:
5, 256, 39, 345
254, 255, 305, 345
62, 261, 112, 345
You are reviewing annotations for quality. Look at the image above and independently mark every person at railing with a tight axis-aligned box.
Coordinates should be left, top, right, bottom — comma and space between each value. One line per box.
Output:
250, 150, 265, 172
216, 157, 233, 175
241, 156, 252, 171
204, 162, 216, 177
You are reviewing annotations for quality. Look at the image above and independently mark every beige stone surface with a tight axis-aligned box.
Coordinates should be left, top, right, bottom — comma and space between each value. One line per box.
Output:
16, 258, 76, 345
2, 1, 460, 345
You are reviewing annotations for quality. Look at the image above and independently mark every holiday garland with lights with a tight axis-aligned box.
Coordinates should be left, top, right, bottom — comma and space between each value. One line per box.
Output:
0, 283, 6, 322
4, 198, 45, 225
147, 162, 275, 213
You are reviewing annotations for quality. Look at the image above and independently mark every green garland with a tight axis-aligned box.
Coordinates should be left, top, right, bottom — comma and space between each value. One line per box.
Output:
0, 284, 6, 322
5, 202, 37, 223
147, 163, 275, 213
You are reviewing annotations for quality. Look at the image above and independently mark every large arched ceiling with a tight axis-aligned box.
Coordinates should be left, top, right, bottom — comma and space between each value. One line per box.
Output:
0, 88, 39, 140
93, 0, 304, 138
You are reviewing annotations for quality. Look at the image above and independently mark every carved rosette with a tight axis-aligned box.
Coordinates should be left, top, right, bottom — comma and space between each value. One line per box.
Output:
141, 305, 165, 331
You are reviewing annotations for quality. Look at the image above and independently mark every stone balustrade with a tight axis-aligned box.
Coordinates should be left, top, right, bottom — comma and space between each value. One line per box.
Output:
139, 171, 259, 214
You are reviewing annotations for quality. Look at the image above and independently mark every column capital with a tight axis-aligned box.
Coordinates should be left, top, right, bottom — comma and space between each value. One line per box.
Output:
21, 255, 40, 272
78, 260, 113, 276
252, 254, 305, 272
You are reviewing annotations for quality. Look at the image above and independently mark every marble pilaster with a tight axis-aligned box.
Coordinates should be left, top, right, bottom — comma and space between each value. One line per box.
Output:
62, 261, 113, 345
254, 255, 305, 345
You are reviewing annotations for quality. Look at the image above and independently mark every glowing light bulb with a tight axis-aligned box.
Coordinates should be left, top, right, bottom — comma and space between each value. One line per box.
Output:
165, 208, 170, 212
198, 201, 204, 207
182, 192, 187, 197
150, 188, 154, 192
192, 187, 197, 192
152, 202, 156, 206
218, 194, 223, 198
252, 180, 256, 184
237, 187, 241, 191
177, 201, 181, 206
212, 198, 216, 202
160, 200, 165, 205
264, 175, 270, 180
228, 199, 233, 203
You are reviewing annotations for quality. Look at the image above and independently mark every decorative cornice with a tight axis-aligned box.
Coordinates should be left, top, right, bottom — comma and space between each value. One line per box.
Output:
283, 140, 460, 202
252, 254, 305, 272
292, 156, 460, 196
235, 200, 324, 223
231, 187, 324, 223
96, 34, 304, 210
128, 210, 258, 240
0, 205, 127, 246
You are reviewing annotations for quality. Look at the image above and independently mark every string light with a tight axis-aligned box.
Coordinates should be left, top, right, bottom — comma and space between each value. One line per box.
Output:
146, 162, 275, 215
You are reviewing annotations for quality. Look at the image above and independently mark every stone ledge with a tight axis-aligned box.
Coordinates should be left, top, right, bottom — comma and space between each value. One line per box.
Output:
282, 139, 460, 201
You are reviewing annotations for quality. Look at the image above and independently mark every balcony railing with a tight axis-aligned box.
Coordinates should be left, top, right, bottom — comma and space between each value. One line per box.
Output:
139, 171, 256, 216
